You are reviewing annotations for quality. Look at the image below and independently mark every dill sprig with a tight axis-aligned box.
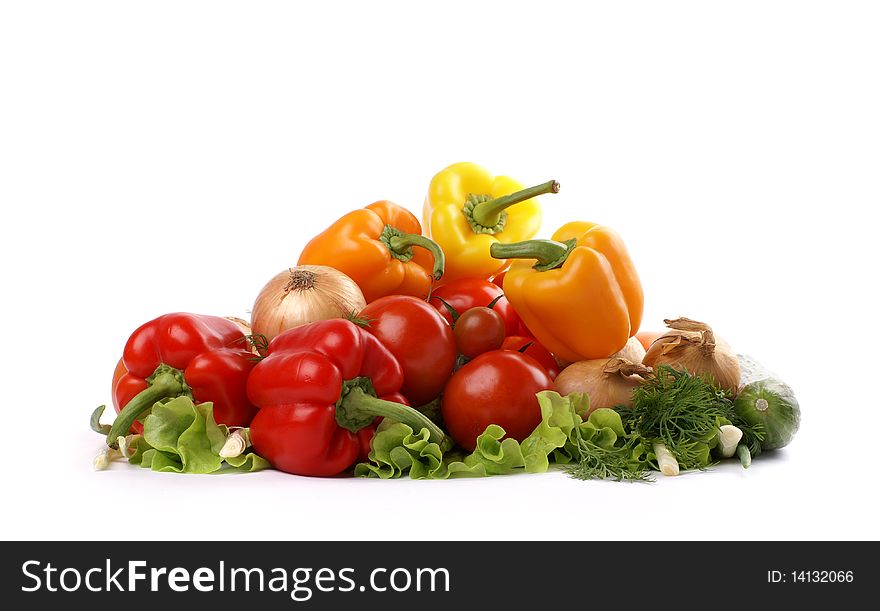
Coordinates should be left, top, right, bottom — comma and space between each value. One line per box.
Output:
728, 411, 765, 457
564, 414, 652, 482
626, 366, 743, 471
564, 437, 653, 482
565, 366, 766, 481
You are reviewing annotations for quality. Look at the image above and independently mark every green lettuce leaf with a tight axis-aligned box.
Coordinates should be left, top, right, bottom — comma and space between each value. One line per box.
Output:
356, 392, 659, 481
128, 396, 270, 474
353, 422, 446, 479
352, 421, 511, 480
457, 425, 526, 476
519, 391, 587, 472
356, 390, 592, 479
563, 407, 653, 482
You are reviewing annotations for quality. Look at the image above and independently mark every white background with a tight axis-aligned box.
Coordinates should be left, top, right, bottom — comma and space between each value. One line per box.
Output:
1, 1, 878, 541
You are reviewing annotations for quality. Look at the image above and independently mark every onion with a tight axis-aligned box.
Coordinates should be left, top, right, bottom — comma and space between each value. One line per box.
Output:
555, 357, 652, 413
642, 317, 740, 394
225, 316, 253, 335
250, 265, 367, 341
610, 336, 646, 363
225, 316, 261, 355
557, 336, 643, 371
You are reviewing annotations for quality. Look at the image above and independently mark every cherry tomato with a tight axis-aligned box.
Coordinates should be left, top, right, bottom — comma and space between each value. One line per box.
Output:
359, 295, 457, 406
441, 350, 555, 452
454, 307, 506, 359
429, 277, 521, 337
501, 336, 560, 380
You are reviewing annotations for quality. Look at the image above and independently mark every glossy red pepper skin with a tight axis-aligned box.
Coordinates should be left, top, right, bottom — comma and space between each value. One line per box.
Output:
111, 359, 146, 433
247, 319, 408, 477
112, 313, 258, 430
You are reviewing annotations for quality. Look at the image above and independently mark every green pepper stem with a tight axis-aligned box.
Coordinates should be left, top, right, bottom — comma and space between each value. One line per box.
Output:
490, 238, 574, 270
105, 364, 189, 446
339, 387, 453, 451
472, 180, 559, 228
388, 232, 446, 280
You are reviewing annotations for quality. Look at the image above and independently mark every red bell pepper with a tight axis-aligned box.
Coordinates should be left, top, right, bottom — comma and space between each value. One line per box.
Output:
107, 313, 258, 443
247, 319, 449, 477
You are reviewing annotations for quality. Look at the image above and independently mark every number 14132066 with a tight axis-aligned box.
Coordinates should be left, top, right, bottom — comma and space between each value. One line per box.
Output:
768, 570, 854, 584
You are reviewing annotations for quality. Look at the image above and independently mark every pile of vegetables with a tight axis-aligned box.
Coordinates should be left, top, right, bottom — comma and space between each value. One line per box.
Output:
90, 161, 801, 482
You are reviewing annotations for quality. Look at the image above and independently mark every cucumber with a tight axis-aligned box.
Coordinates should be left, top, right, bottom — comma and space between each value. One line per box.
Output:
737, 354, 778, 386
734, 356, 800, 451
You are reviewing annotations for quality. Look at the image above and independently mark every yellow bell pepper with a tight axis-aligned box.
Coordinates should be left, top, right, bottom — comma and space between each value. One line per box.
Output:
491, 221, 644, 362
423, 162, 558, 282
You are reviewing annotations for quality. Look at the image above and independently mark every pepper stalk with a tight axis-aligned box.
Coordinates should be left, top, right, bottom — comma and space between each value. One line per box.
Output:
102, 364, 191, 447
335, 378, 453, 451
464, 180, 560, 235
380, 225, 446, 280
489, 238, 578, 272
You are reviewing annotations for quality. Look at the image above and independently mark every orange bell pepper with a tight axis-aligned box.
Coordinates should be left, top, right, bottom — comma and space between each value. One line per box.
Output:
298, 201, 445, 303
491, 221, 644, 362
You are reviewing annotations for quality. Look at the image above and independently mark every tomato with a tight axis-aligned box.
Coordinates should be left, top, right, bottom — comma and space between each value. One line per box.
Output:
500, 336, 560, 379
441, 350, 554, 452
636, 330, 664, 351
429, 277, 521, 337
454, 307, 506, 359
359, 295, 457, 406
